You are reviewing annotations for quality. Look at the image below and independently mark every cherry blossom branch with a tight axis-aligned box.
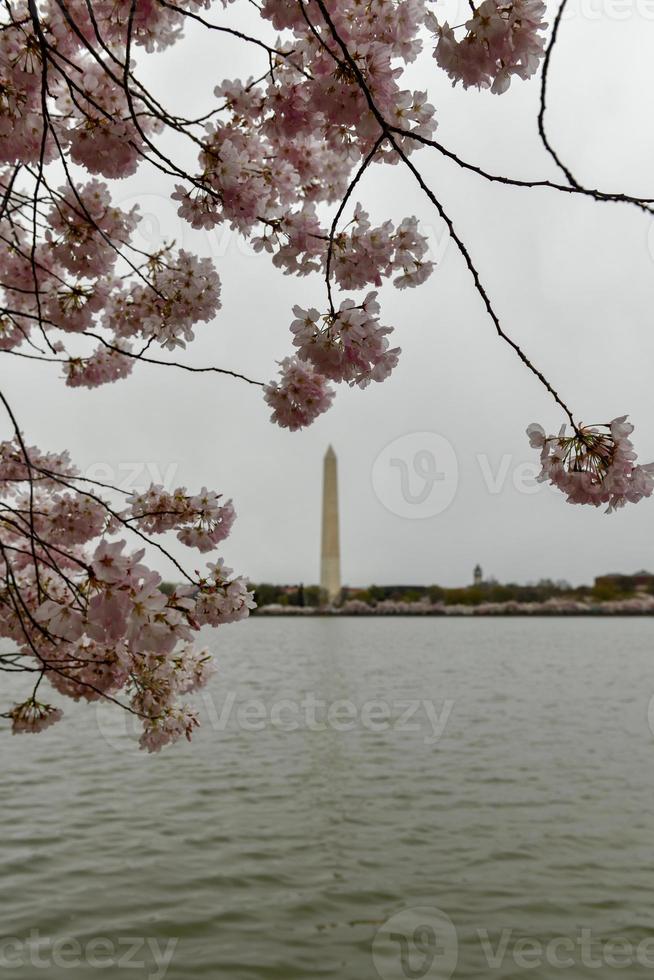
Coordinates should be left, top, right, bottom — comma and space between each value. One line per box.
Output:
156, 0, 311, 77
325, 134, 385, 313
309, 0, 580, 428
82, 332, 264, 385
0, 386, 45, 593
388, 124, 654, 215
536, 0, 653, 223
538, 0, 578, 187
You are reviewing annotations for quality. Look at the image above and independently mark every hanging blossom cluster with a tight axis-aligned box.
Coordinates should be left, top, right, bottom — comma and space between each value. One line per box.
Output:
427, 0, 547, 94
0, 439, 254, 751
328, 208, 434, 291
263, 292, 400, 431
527, 417, 654, 513
290, 292, 399, 387
126, 485, 236, 553
264, 357, 335, 431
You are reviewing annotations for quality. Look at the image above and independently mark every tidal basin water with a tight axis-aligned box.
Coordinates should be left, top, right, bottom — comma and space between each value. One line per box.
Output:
3, 617, 654, 979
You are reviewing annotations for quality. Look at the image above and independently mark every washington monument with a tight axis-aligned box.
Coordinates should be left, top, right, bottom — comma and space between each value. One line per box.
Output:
320, 446, 341, 603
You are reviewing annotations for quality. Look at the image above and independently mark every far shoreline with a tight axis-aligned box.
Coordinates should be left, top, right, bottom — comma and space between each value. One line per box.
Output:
254, 605, 654, 618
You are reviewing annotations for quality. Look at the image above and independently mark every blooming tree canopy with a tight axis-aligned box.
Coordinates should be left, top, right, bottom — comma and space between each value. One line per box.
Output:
1, 0, 652, 748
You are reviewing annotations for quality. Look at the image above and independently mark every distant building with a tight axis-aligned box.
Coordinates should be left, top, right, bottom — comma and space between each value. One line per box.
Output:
595, 571, 653, 593
473, 564, 483, 586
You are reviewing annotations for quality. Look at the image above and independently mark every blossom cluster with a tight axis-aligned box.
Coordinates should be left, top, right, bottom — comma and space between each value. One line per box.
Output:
264, 356, 335, 431
527, 417, 654, 512
427, 0, 547, 94
0, 439, 254, 751
2, 174, 221, 381
264, 286, 403, 426
1, 0, 224, 385
367, 214, 435, 292
126, 485, 236, 553
289, 292, 400, 389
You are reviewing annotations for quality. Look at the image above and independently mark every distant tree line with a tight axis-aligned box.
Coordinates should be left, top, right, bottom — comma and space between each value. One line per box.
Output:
217, 573, 654, 610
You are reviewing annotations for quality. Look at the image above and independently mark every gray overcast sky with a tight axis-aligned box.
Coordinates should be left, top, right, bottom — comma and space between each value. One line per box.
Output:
7, 0, 654, 587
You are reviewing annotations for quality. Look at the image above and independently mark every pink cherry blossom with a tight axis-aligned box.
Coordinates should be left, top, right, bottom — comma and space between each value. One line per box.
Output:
427, 0, 547, 93
65, 346, 134, 389
34, 600, 85, 642
290, 292, 401, 388
92, 540, 144, 584
126, 485, 236, 552
0, 425, 254, 750
139, 706, 200, 754
527, 416, 654, 512
264, 356, 335, 430
10, 701, 64, 735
